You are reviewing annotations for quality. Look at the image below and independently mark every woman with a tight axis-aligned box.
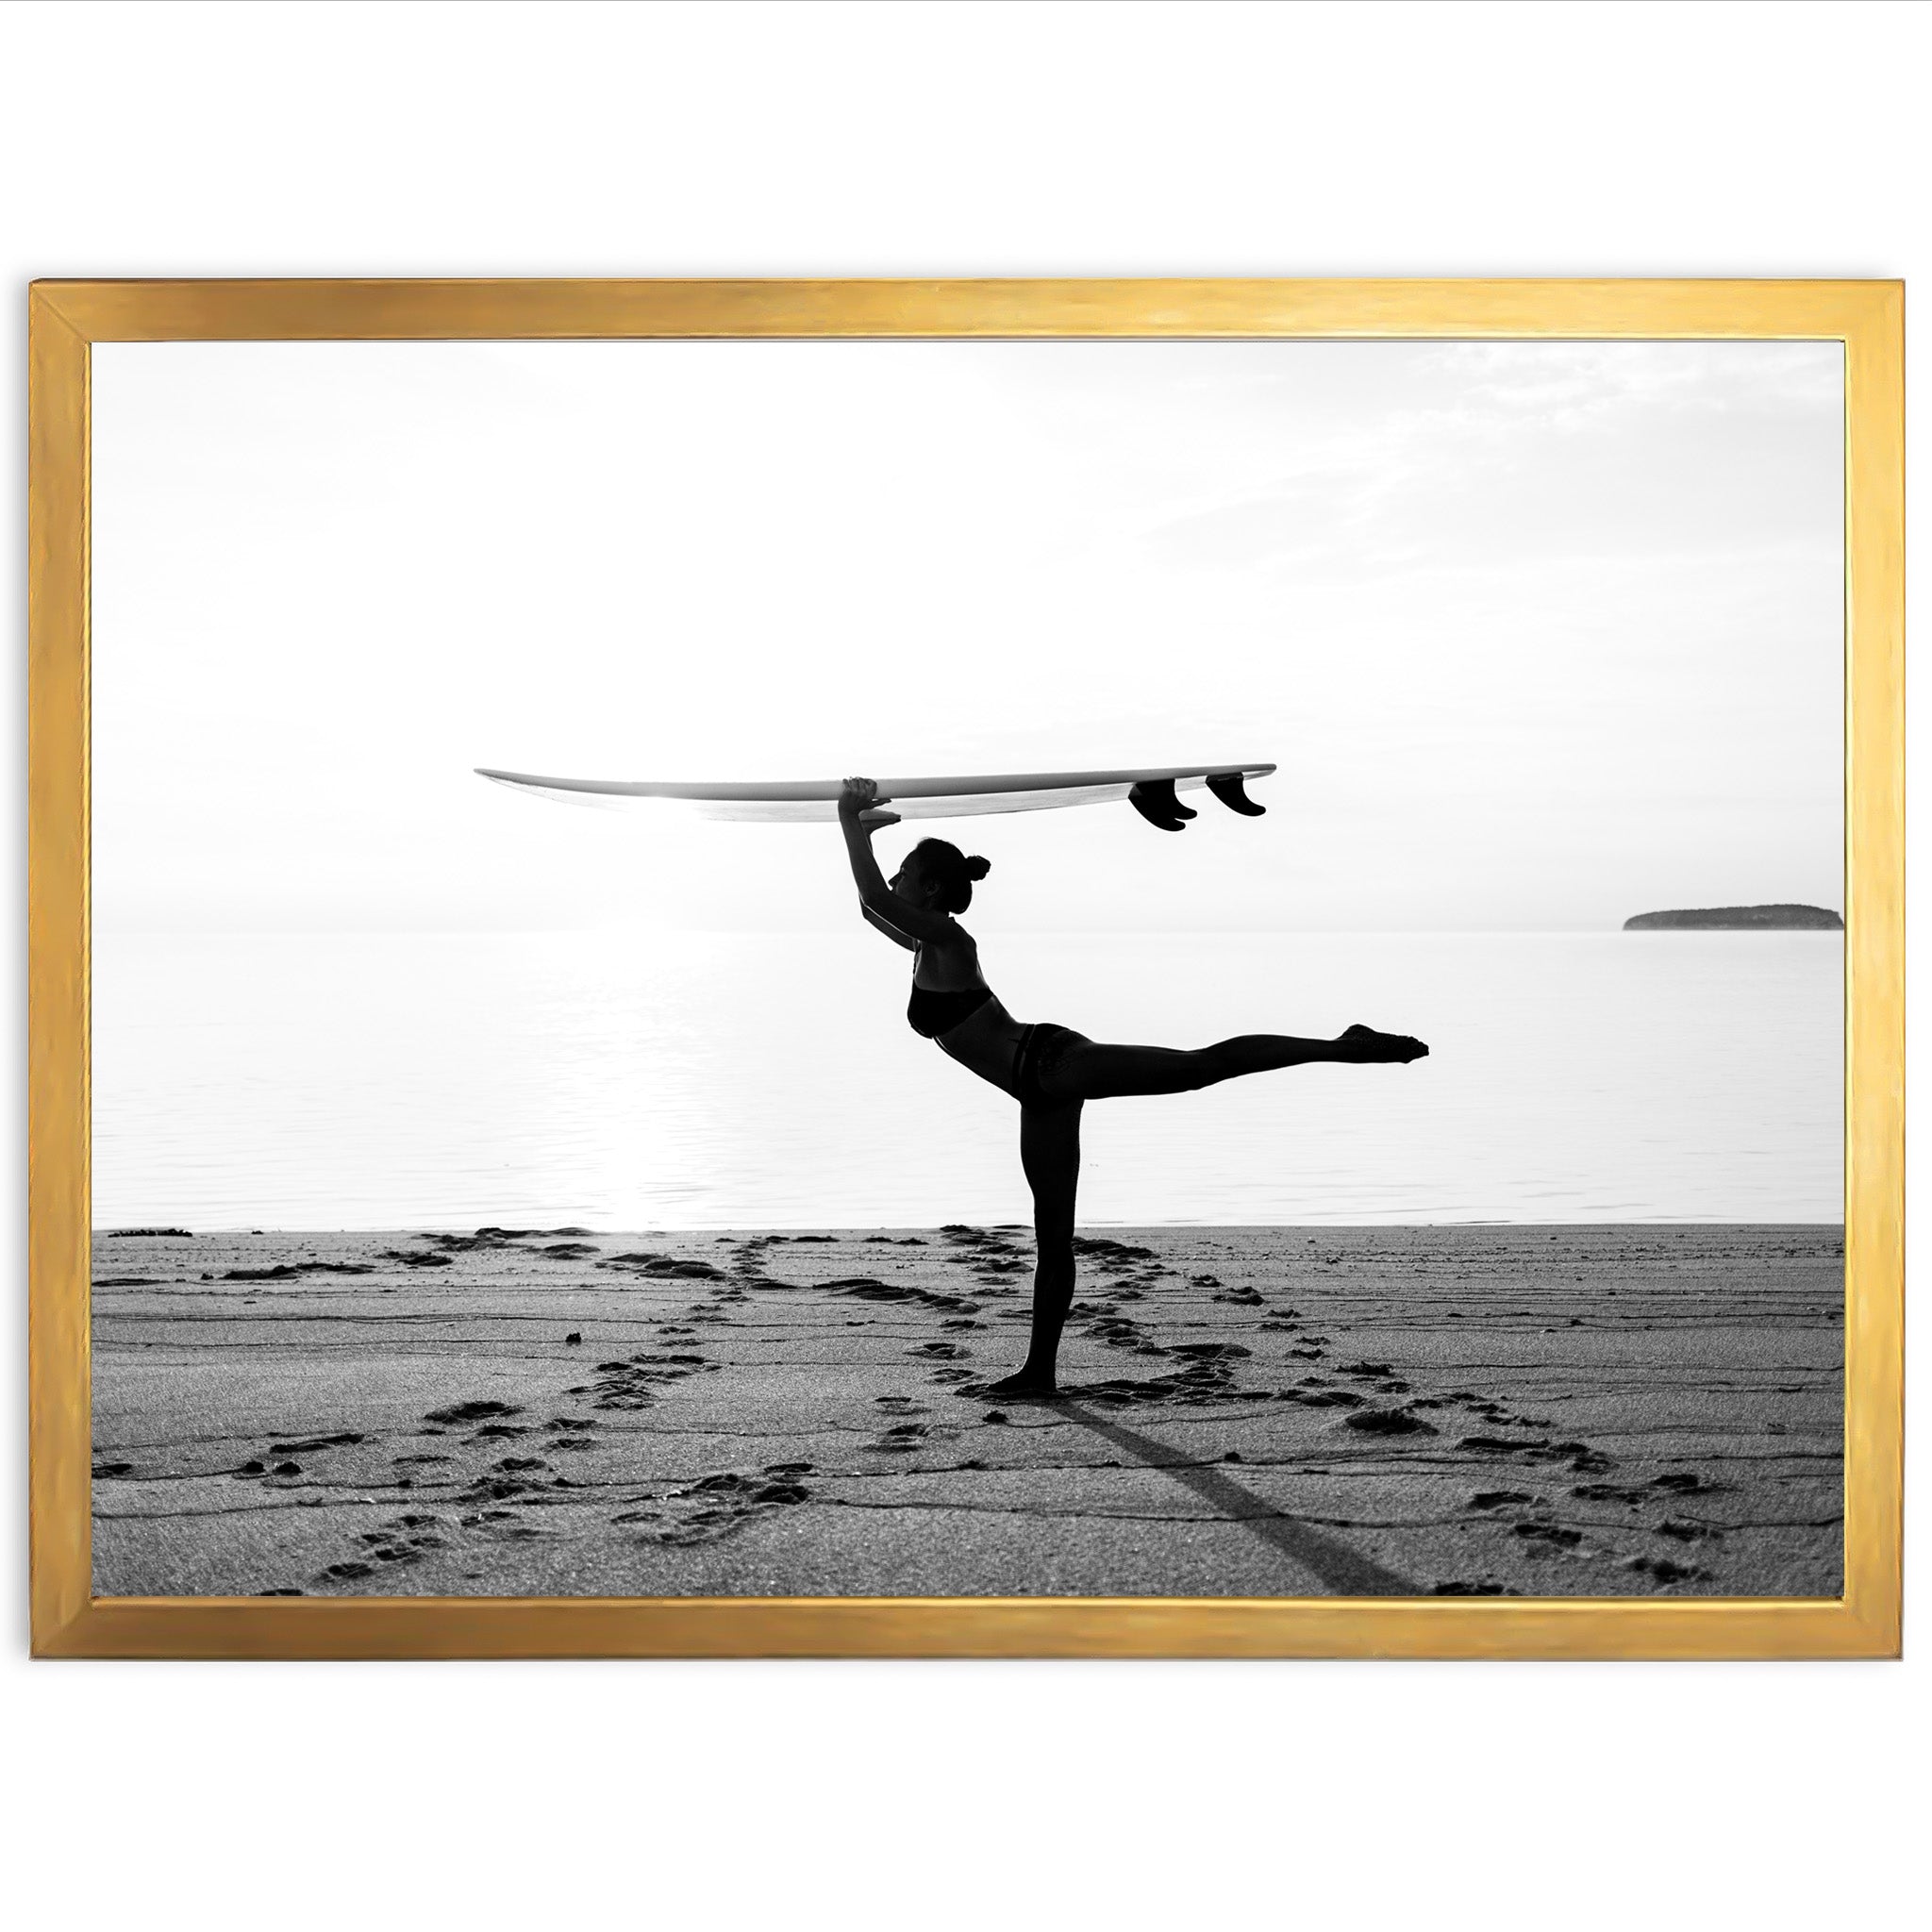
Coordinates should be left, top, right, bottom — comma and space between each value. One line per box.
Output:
837, 776, 1426, 1397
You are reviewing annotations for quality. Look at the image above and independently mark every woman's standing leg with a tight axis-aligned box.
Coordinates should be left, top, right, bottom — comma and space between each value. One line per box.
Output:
983, 1099, 1083, 1397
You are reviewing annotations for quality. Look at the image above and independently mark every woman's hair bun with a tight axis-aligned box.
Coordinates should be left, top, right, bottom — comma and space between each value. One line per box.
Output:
908, 836, 988, 911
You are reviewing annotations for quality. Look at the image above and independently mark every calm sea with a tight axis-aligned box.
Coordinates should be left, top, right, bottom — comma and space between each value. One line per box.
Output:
92, 929, 1842, 1230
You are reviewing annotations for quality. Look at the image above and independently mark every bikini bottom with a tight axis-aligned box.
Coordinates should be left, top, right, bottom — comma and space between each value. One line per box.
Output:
1012, 1021, 1083, 1108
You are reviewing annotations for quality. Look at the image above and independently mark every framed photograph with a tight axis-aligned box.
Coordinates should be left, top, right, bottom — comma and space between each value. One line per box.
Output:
28, 278, 1901, 1657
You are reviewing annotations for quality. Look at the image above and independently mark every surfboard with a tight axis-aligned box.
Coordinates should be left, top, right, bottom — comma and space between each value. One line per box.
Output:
475, 761, 1276, 831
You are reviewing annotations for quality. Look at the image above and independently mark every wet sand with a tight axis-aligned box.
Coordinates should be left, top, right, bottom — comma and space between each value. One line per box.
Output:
91, 1224, 1843, 1600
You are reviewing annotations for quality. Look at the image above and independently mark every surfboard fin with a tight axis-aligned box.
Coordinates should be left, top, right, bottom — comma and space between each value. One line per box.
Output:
1128, 778, 1197, 832
1207, 771, 1266, 817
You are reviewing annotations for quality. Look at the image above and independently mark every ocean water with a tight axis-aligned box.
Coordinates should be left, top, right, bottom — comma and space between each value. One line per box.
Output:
92, 929, 1843, 1230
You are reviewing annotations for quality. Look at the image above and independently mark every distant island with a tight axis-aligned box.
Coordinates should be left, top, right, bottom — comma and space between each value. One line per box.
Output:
1624, 904, 1843, 931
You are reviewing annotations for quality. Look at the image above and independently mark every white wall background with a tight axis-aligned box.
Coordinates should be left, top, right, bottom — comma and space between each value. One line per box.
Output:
3, 4, 1923, 1928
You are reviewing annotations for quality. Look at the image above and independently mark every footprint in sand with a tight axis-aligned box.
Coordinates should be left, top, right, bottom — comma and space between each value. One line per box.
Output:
419, 1229, 528, 1255
1512, 1523, 1584, 1551
425, 1400, 524, 1426
584, 1350, 717, 1410
1573, 1481, 1644, 1506
314, 1511, 456, 1585
223, 1261, 375, 1281
1655, 1519, 1718, 1543
597, 1252, 728, 1282
1072, 1236, 1158, 1265
1628, 1555, 1708, 1585
614, 1465, 814, 1545
1285, 1387, 1364, 1409
1459, 1433, 1547, 1456
1083, 1313, 1161, 1356
1037, 1341, 1258, 1411
460, 1469, 541, 1504
827, 1275, 980, 1315
869, 1422, 934, 1453
1341, 1407, 1437, 1437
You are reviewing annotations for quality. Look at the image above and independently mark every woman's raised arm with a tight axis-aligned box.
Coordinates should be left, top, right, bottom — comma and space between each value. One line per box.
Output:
838, 777, 952, 943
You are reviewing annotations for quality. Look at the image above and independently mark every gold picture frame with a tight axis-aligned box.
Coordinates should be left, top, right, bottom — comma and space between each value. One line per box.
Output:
28, 277, 1903, 1659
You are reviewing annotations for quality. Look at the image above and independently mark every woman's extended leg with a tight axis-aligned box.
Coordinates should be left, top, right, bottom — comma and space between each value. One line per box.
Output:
1046, 1023, 1425, 1103
981, 1099, 1084, 1398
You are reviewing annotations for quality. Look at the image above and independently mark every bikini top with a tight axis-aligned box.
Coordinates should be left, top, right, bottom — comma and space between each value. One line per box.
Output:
907, 981, 994, 1039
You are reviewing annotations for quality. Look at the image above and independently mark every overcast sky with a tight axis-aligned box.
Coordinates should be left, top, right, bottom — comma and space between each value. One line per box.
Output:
92, 337, 1843, 934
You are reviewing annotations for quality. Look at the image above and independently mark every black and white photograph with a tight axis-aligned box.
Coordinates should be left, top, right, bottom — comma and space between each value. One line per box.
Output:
88, 333, 1846, 1602
13, 4, 1927, 1927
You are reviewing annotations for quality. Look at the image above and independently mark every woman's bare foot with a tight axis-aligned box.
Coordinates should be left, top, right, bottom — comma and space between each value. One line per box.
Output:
979, 1369, 1060, 1400
1337, 1023, 1428, 1063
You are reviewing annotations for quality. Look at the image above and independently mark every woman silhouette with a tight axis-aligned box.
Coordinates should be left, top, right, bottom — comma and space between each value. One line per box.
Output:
838, 777, 1426, 1397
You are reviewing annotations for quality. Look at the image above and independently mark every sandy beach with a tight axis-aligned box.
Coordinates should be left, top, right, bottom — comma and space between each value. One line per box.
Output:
91, 1223, 1843, 1600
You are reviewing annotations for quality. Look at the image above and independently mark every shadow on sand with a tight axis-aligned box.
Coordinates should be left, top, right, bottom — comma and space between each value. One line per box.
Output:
1058, 1400, 1415, 1597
